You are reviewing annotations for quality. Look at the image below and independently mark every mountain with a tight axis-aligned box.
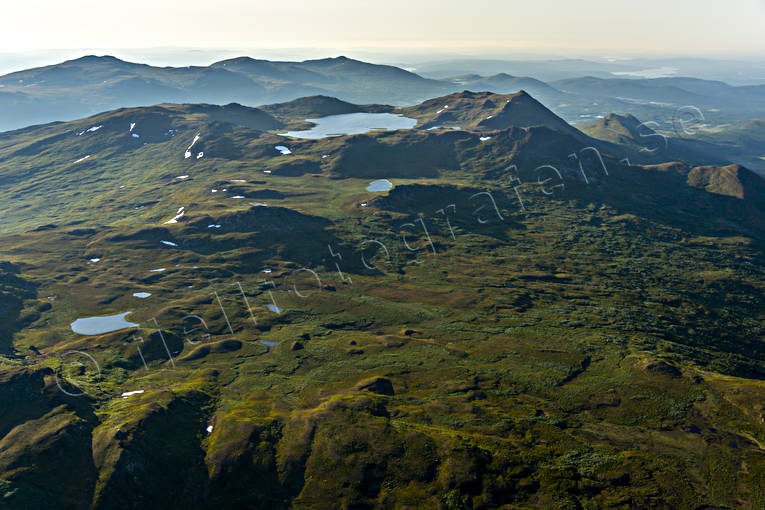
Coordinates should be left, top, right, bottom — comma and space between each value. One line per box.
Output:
399, 90, 586, 139
259, 95, 392, 121
578, 112, 732, 166
0, 55, 453, 132
440, 73, 565, 103
0, 91, 765, 508
3, 55, 764, 140
551, 76, 765, 110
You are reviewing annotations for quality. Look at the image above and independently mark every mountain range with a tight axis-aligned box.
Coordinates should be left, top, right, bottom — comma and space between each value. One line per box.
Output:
1, 55, 764, 132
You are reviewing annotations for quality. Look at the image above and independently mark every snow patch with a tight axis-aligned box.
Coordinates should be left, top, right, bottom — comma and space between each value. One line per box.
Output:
184, 133, 201, 158
163, 207, 185, 224
78, 125, 103, 136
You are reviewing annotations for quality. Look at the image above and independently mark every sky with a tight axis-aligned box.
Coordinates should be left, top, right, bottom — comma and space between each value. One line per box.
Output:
0, 0, 763, 59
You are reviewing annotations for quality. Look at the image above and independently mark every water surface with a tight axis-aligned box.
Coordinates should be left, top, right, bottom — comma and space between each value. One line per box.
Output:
366, 179, 393, 192
281, 113, 417, 139
71, 311, 139, 335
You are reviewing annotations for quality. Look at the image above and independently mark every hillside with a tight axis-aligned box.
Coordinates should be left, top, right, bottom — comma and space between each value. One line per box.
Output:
399, 90, 586, 139
0, 92, 764, 508
579, 113, 755, 169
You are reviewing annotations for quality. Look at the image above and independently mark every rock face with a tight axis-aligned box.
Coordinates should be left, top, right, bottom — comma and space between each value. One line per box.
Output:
356, 377, 395, 396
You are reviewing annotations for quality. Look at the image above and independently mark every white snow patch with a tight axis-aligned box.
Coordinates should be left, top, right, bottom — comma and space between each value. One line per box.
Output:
196, 152, 204, 159
206, 425, 213, 434
231, 179, 246, 183
89, 258, 101, 263
121, 390, 144, 398
78, 125, 103, 136
207, 224, 222, 229
183, 133, 201, 158
129, 122, 136, 132
74, 155, 92, 164
133, 292, 151, 298
163, 207, 185, 224
149, 268, 166, 273
275, 145, 292, 155
479, 136, 492, 141
175, 175, 189, 180
160, 240, 178, 247
231, 196, 245, 199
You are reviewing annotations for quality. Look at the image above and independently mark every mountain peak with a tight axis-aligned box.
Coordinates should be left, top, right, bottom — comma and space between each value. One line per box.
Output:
400, 90, 584, 138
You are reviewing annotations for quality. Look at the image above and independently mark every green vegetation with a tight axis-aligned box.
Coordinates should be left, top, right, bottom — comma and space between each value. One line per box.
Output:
0, 92, 763, 509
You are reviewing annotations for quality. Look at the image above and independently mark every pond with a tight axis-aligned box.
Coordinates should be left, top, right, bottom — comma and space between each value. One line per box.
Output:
280, 112, 417, 139
366, 179, 393, 192
71, 311, 139, 335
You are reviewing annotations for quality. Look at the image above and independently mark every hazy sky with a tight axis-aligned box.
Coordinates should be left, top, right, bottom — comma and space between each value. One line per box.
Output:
0, 0, 763, 57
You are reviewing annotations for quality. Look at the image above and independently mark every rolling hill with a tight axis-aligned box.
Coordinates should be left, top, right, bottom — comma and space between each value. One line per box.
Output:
0, 91, 764, 508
